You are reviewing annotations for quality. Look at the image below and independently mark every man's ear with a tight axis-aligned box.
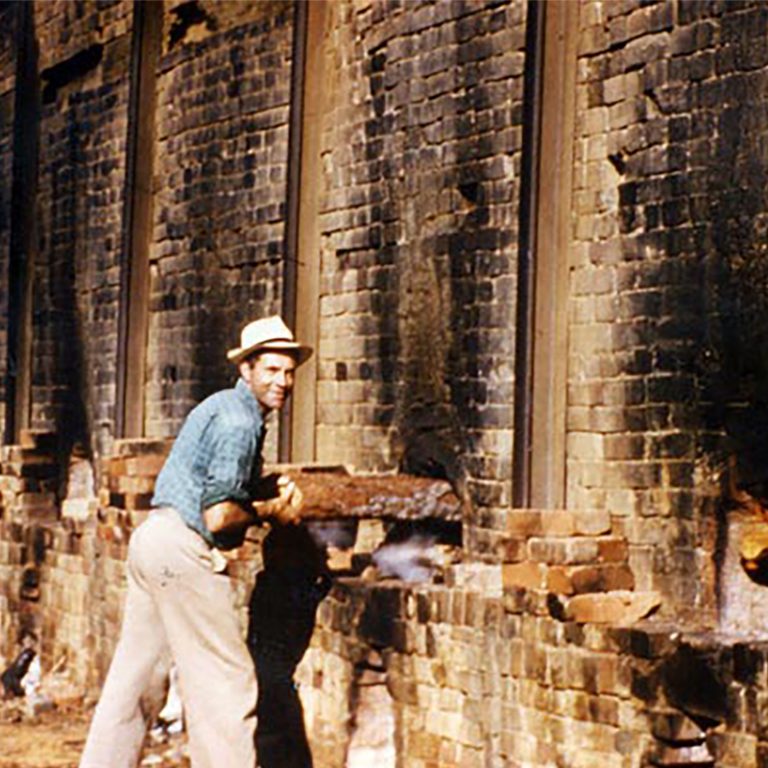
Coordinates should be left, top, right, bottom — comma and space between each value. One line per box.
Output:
239, 359, 254, 379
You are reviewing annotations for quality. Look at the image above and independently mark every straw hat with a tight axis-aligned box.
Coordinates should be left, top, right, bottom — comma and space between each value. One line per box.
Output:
227, 315, 313, 366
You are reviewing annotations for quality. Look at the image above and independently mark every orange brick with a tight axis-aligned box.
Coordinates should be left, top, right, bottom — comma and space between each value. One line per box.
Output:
594, 655, 621, 695
18, 492, 55, 509
24, 506, 58, 522
105, 457, 127, 477
565, 591, 661, 624
410, 730, 441, 760
495, 536, 526, 562
115, 475, 155, 494
506, 510, 542, 536
571, 564, 635, 593
540, 510, 576, 536
597, 537, 628, 563
546, 566, 575, 595
528, 537, 569, 563
547, 564, 635, 595
114, 438, 173, 457
502, 562, 547, 590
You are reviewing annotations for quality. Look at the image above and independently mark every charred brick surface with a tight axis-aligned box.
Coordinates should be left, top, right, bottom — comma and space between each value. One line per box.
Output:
0, 4, 18, 435
315, 0, 525, 529
147, 2, 294, 437
569, 0, 768, 619
27, 1, 134, 461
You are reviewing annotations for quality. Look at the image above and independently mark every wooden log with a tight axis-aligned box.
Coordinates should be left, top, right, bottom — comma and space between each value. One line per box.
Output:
267, 465, 461, 522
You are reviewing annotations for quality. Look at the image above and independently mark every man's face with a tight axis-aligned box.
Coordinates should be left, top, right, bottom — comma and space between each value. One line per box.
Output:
240, 351, 297, 412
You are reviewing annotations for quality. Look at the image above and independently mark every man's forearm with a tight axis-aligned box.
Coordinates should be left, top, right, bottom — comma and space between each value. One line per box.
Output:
204, 500, 258, 533
204, 474, 302, 534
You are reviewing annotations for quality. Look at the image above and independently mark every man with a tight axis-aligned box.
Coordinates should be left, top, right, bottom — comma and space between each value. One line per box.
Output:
80, 315, 312, 768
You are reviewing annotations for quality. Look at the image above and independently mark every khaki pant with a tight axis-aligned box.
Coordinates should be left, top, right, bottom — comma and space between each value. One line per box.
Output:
80, 508, 257, 768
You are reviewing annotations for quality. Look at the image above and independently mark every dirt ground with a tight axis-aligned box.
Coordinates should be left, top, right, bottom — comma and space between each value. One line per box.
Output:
0, 701, 189, 768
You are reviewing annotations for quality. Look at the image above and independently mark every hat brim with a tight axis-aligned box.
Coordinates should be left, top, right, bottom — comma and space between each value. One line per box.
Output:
227, 342, 313, 366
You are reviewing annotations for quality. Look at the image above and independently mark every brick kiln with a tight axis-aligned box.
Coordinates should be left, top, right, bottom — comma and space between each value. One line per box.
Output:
4, 0, 768, 766
0, 431, 765, 767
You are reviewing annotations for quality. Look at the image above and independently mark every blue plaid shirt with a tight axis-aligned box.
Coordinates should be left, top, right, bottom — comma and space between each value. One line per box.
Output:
152, 378, 266, 547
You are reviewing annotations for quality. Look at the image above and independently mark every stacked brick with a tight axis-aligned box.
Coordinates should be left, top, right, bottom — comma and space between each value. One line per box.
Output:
0, 432, 767, 766
0, 435, 168, 689
1, 0, 767, 635
297, 576, 768, 768
496, 508, 665, 626
0, 431, 59, 652
301, 578, 617, 767
68, 436, 263, 686
37, 516, 94, 686
0, 430, 59, 525
32, 438, 170, 689
67, 438, 171, 686
99, 438, 171, 531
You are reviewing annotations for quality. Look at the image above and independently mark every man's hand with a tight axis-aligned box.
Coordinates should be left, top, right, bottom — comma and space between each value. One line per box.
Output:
252, 474, 303, 525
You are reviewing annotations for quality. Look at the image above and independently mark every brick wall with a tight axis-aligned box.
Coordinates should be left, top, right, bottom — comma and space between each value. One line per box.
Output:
30, 0, 133, 459
3, 437, 767, 767
0, 435, 256, 690
314, 0, 525, 516
2, 0, 767, 621
0, 0, 295, 462
567, 0, 768, 619
0, 0, 297, 462
3, 1, 768, 765
146, 1, 295, 440
299, 577, 768, 768
0, 4, 17, 436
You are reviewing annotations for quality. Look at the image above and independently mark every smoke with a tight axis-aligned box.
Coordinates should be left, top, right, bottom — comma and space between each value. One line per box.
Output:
305, 520, 358, 550
372, 535, 438, 583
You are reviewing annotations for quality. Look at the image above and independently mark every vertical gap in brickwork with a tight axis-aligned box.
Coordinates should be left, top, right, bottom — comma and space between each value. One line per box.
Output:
513, 1, 578, 508
512, 0, 545, 507
281, 0, 326, 463
116, 0, 162, 438
5, 2, 39, 445
278, 0, 308, 462
528, 1, 579, 509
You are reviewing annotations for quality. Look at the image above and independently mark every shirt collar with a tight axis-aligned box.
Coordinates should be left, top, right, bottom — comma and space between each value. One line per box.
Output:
235, 377, 266, 421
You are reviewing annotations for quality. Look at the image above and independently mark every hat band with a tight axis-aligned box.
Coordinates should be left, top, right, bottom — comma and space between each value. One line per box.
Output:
251, 336, 297, 345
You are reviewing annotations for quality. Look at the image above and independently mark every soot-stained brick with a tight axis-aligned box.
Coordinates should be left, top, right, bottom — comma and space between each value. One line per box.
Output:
29, 5, 132, 459
147, 4, 293, 432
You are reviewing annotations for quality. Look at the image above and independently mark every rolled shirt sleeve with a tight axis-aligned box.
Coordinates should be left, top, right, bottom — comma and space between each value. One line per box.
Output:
201, 420, 258, 511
